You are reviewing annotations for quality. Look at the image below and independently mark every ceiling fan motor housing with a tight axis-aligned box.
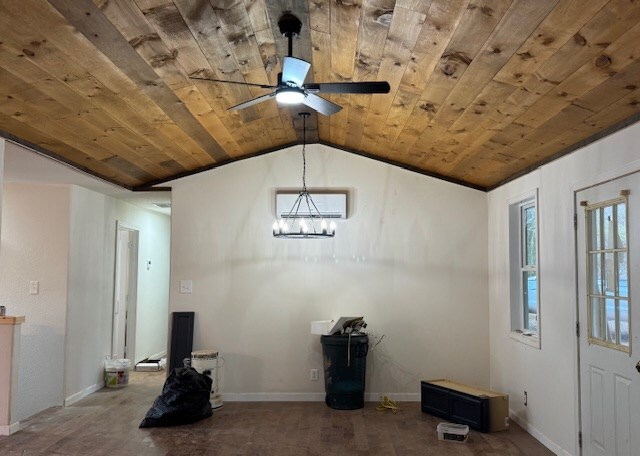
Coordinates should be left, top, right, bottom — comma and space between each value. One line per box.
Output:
278, 13, 302, 38
196, 12, 389, 116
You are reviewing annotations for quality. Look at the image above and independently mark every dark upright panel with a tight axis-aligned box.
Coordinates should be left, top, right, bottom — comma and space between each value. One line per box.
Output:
168, 312, 194, 372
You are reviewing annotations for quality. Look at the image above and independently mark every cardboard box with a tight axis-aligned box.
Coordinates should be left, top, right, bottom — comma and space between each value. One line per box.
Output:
311, 320, 334, 335
421, 379, 509, 432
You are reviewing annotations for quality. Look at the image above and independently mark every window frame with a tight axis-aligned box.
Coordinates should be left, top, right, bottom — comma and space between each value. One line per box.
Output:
584, 196, 630, 353
508, 191, 541, 348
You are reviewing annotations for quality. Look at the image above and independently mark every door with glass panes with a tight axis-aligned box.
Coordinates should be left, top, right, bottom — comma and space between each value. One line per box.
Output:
577, 174, 640, 456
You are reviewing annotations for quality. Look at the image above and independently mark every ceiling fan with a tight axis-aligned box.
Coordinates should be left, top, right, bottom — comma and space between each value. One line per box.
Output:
190, 13, 391, 116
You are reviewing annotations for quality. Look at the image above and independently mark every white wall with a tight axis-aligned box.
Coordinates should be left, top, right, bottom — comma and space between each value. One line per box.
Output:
0, 139, 4, 242
488, 122, 640, 455
169, 144, 488, 398
0, 183, 70, 421
65, 185, 113, 401
65, 186, 171, 402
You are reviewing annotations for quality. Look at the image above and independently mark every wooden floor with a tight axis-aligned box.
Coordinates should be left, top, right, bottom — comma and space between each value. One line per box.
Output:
0, 371, 553, 455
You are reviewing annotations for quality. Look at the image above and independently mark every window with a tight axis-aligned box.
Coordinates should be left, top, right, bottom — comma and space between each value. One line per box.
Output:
509, 193, 540, 346
585, 197, 629, 351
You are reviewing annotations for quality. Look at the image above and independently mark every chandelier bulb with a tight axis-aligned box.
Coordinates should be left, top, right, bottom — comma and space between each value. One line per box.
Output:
329, 221, 336, 235
272, 221, 279, 235
321, 219, 328, 235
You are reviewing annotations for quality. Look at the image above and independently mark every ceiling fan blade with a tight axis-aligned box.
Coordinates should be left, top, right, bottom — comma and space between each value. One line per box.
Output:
190, 76, 277, 89
301, 93, 342, 116
304, 81, 391, 94
228, 92, 276, 111
282, 56, 311, 87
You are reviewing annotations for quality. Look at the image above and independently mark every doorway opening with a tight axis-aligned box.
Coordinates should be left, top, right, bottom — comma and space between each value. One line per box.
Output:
112, 222, 139, 361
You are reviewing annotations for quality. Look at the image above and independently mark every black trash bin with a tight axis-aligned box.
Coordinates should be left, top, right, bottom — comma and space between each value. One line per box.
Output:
320, 334, 369, 410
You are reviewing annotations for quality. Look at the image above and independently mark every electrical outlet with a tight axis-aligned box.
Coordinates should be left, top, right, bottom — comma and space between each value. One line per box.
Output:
29, 280, 39, 295
179, 280, 193, 294
524, 391, 528, 407
310, 369, 319, 381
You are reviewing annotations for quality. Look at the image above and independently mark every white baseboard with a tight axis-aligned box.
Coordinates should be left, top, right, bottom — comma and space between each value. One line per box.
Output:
0, 421, 20, 436
221, 392, 420, 402
509, 410, 571, 456
65, 383, 103, 407
224, 392, 325, 401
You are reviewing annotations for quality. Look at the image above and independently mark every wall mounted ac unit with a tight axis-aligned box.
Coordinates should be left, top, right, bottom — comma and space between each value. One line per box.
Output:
276, 192, 347, 219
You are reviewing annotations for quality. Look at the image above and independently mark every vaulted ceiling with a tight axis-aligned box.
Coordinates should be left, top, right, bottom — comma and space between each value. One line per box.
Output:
1, 0, 639, 191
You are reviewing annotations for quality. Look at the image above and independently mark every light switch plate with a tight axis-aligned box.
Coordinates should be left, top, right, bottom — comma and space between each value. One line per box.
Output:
179, 280, 193, 294
29, 280, 39, 295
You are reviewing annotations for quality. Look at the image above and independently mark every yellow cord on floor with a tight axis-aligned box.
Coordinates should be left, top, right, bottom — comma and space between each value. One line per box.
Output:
376, 396, 401, 412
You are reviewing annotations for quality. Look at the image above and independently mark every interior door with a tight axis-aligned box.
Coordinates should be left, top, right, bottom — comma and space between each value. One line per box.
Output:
577, 173, 640, 456
112, 228, 130, 358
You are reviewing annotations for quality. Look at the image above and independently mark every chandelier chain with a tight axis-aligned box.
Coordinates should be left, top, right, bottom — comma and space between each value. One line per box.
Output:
302, 111, 307, 191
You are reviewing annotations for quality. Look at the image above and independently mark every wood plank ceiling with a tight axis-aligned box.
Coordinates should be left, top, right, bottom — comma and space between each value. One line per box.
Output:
1, 0, 640, 191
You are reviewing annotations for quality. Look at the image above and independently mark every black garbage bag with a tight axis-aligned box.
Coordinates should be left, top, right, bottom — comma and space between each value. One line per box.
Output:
139, 367, 213, 428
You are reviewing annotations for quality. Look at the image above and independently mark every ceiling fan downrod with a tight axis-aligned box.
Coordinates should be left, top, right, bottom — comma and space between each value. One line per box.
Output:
278, 13, 302, 58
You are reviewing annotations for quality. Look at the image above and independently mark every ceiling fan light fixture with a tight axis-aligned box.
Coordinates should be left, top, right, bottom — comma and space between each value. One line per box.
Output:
275, 87, 305, 104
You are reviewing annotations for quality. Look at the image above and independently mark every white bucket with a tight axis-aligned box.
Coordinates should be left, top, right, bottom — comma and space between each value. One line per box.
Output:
191, 350, 218, 374
191, 350, 223, 409
104, 358, 131, 388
